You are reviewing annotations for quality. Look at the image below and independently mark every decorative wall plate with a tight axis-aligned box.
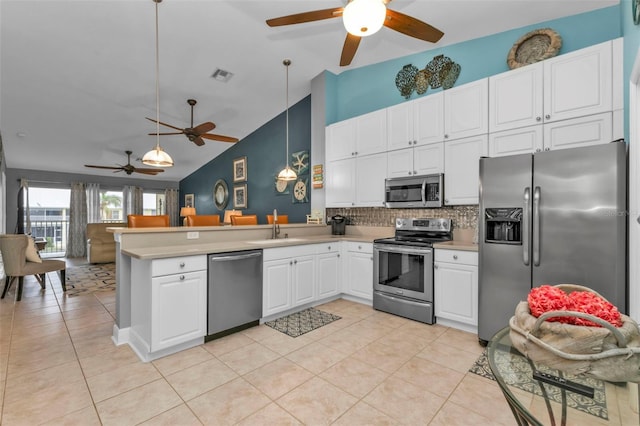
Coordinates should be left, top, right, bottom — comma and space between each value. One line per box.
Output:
213, 179, 229, 210
292, 176, 309, 204
507, 28, 562, 69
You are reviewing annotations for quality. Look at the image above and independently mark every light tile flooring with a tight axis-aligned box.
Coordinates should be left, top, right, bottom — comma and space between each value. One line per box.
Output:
0, 259, 548, 425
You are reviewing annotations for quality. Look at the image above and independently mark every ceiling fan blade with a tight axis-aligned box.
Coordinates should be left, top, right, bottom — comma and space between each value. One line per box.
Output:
145, 117, 184, 132
148, 132, 184, 136
201, 133, 239, 143
384, 9, 444, 43
340, 33, 362, 66
193, 122, 216, 134
266, 7, 343, 27
134, 168, 164, 175
84, 165, 123, 171
190, 136, 206, 146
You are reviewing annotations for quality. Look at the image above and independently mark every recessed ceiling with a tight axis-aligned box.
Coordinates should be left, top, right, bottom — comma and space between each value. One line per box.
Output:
0, 0, 618, 181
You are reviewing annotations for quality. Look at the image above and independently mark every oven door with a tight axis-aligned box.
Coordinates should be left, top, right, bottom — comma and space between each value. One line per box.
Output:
373, 243, 433, 302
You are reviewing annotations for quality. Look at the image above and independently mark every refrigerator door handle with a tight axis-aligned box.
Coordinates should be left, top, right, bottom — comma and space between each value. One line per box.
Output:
523, 187, 530, 266
533, 186, 541, 266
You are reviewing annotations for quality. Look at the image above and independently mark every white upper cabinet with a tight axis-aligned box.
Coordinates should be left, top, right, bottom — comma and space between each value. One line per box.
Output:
544, 40, 612, 123
387, 93, 444, 151
444, 134, 488, 205
489, 62, 544, 133
326, 152, 387, 208
489, 39, 615, 133
326, 109, 387, 161
444, 79, 489, 141
387, 142, 444, 178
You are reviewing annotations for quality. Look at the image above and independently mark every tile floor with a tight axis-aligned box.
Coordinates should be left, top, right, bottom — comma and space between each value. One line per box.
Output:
0, 258, 624, 425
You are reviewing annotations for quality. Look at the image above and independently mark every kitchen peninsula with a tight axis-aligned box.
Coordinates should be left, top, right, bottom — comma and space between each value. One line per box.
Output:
109, 223, 396, 362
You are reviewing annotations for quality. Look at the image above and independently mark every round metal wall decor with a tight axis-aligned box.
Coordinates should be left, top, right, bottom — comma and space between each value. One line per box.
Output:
507, 28, 562, 69
414, 69, 431, 95
213, 179, 229, 210
395, 64, 418, 99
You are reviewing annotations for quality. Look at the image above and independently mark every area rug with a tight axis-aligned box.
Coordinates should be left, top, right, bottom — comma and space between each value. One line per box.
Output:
265, 307, 341, 337
470, 347, 608, 420
65, 263, 115, 297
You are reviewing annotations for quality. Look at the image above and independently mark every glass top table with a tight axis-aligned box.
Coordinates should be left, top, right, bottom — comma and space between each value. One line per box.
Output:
487, 327, 639, 426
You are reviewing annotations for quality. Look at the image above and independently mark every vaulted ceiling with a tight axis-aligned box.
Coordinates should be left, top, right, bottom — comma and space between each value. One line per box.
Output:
0, 0, 618, 181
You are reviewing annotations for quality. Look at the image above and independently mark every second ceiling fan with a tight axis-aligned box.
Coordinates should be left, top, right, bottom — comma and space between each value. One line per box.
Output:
266, 0, 444, 66
146, 99, 239, 146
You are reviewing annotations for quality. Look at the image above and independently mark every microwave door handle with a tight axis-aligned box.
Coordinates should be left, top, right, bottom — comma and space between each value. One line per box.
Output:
421, 180, 427, 205
523, 187, 530, 266
533, 186, 541, 266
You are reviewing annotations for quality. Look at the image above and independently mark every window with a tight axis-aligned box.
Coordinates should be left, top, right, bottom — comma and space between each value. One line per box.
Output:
144, 192, 165, 215
100, 190, 123, 222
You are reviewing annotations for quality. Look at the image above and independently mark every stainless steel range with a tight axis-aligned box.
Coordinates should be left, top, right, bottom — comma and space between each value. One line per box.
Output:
373, 218, 452, 324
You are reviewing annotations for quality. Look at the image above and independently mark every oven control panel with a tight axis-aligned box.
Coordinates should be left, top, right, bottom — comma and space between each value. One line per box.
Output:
395, 218, 451, 232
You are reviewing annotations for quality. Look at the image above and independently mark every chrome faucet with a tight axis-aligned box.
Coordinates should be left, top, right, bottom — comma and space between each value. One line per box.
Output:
271, 209, 280, 239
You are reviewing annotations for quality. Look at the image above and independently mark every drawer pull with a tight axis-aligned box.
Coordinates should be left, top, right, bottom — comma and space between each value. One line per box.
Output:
453, 255, 458, 260
179, 275, 185, 281
179, 262, 185, 268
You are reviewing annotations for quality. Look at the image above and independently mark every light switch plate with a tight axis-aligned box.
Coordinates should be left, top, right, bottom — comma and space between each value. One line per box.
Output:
187, 232, 199, 239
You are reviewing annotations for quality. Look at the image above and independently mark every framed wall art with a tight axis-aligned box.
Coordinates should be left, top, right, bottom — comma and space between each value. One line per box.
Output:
233, 184, 247, 209
233, 156, 247, 182
184, 193, 194, 208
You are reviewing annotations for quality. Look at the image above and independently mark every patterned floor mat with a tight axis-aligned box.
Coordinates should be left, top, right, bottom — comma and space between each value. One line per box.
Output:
469, 347, 608, 420
65, 263, 115, 297
265, 307, 341, 337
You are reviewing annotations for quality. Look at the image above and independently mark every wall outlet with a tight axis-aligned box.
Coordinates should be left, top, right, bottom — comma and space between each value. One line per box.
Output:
187, 232, 199, 240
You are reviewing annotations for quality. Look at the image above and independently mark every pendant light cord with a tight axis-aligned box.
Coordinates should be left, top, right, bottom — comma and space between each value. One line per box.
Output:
285, 59, 290, 165
155, 0, 161, 152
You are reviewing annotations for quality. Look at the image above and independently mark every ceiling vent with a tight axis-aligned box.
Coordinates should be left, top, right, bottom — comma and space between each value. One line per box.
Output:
211, 68, 233, 82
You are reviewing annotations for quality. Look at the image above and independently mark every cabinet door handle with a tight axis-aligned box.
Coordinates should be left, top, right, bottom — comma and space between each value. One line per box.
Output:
536, 116, 541, 121
545, 148, 550, 151
408, 171, 412, 175
328, 245, 331, 250
444, 134, 449, 139
179, 275, 185, 281
290, 261, 293, 265
545, 114, 551, 120
434, 264, 438, 269
413, 140, 417, 145
337, 254, 340, 258
179, 262, 185, 268
413, 170, 417, 175
294, 259, 297, 264
408, 141, 412, 146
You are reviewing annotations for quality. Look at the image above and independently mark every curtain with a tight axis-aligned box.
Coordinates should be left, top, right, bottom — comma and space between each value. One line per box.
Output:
66, 182, 87, 258
16, 178, 30, 234
165, 188, 179, 226
86, 183, 101, 223
123, 185, 143, 218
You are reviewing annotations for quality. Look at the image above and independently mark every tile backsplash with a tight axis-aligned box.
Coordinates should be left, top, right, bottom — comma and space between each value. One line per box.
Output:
326, 205, 479, 230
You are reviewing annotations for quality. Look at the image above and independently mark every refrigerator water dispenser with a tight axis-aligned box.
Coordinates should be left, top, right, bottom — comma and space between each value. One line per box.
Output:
485, 208, 522, 244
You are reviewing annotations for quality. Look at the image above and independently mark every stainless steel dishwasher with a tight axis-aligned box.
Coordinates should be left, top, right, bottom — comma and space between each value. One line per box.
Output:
206, 249, 263, 341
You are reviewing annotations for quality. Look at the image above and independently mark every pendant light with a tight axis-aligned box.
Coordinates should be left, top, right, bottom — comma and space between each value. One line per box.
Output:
142, 0, 173, 167
277, 59, 297, 181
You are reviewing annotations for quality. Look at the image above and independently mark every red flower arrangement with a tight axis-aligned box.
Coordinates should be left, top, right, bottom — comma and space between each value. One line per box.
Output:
527, 285, 622, 327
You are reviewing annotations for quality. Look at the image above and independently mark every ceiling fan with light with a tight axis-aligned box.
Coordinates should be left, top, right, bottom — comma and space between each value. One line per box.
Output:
146, 99, 239, 146
85, 150, 164, 175
266, 0, 444, 66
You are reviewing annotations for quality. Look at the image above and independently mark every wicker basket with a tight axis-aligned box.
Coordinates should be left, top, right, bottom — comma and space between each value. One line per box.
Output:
509, 284, 640, 383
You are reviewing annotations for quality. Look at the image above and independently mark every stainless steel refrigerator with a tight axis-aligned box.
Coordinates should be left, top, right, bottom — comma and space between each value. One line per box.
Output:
478, 141, 627, 343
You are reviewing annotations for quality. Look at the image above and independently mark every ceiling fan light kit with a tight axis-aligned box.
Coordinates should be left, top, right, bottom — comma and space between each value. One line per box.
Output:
143, 0, 174, 168
277, 59, 298, 182
342, 0, 386, 37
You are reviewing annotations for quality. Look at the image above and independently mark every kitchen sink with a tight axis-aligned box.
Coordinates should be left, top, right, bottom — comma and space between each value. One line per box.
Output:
246, 238, 306, 244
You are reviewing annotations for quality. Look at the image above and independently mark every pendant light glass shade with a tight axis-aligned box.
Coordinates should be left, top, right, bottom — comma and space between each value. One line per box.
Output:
277, 59, 297, 182
343, 0, 386, 37
143, 0, 173, 168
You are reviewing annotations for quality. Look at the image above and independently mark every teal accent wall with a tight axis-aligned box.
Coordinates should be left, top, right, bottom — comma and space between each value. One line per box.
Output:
180, 96, 311, 224
622, 0, 640, 140
327, 5, 622, 124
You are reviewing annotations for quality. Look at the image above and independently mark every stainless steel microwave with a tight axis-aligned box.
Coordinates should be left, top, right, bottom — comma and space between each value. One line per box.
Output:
384, 174, 443, 208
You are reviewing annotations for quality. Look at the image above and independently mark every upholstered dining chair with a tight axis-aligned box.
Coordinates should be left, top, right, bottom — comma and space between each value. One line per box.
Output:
266, 214, 289, 224
0, 234, 66, 301
185, 215, 221, 226
127, 214, 170, 228
230, 214, 258, 225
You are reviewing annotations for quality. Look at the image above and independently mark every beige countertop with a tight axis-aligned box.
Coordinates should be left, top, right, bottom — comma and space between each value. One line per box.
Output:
433, 240, 479, 252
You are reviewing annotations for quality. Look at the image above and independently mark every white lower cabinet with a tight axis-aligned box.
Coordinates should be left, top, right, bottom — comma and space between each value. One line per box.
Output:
343, 242, 374, 301
130, 255, 207, 361
316, 244, 341, 299
263, 245, 318, 317
434, 249, 478, 333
